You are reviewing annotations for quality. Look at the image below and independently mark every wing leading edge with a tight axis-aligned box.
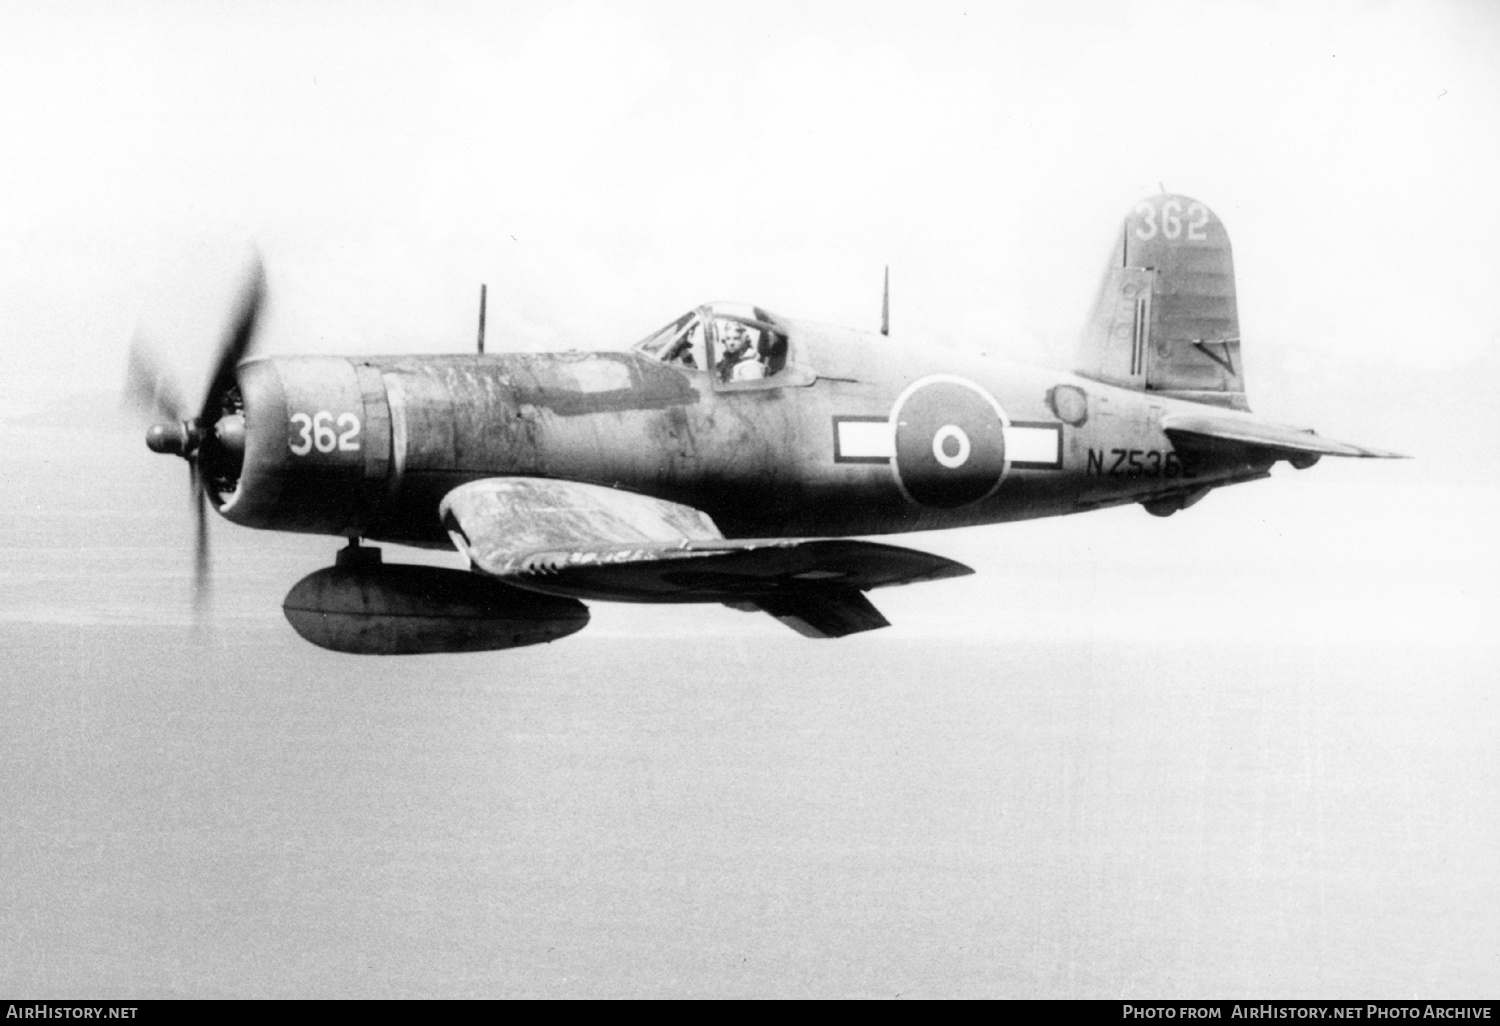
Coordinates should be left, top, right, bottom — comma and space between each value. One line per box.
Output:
440, 477, 972, 638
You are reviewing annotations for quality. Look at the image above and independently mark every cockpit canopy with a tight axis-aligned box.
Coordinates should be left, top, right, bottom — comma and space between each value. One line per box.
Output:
633, 302, 810, 388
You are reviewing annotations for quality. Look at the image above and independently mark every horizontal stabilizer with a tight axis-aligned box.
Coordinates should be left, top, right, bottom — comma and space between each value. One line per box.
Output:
1162, 412, 1407, 460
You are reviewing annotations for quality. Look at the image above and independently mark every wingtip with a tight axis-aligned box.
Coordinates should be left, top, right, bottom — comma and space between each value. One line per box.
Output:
1345, 443, 1411, 460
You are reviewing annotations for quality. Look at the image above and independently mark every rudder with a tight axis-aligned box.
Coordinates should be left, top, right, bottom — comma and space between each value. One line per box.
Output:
1076, 195, 1247, 411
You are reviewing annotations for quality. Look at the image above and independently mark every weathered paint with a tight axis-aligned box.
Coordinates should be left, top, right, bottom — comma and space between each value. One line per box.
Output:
219, 315, 1273, 548
435, 477, 973, 612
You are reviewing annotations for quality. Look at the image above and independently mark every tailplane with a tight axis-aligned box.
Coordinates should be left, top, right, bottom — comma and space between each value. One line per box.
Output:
1077, 195, 1247, 411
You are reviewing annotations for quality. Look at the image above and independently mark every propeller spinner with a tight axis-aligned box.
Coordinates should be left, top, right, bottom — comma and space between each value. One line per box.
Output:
124, 257, 265, 610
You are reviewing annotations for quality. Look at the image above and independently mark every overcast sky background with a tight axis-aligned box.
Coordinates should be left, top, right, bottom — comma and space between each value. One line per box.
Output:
2, 0, 1498, 998
2, 0, 1498, 414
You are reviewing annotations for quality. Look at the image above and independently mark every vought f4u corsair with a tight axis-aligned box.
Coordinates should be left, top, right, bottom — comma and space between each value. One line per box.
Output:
128, 195, 1402, 654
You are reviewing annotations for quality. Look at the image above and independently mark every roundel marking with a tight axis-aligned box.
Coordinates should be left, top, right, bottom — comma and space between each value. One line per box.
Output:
932, 425, 971, 468
891, 376, 1008, 509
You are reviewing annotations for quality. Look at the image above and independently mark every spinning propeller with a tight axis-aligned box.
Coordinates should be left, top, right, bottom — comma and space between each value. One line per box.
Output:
124, 258, 265, 610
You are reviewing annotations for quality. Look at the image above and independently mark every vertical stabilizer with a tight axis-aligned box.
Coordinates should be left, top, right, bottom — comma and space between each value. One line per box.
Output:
1076, 195, 1247, 410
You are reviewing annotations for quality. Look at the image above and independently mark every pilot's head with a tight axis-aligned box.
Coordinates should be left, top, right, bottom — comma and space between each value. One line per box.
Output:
722, 321, 751, 355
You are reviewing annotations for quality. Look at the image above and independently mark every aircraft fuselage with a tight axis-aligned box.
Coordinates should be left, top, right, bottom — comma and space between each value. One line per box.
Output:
218, 318, 1272, 547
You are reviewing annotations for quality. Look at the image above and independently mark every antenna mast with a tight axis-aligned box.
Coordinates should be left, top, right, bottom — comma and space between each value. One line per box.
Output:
477, 283, 488, 354
880, 266, 889, 337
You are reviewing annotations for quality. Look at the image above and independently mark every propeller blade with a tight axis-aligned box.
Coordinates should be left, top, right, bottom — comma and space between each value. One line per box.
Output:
192, 463, 210, 613
199, 254, 265, 424
123, 342, 187, 423
127, 250, 265, 617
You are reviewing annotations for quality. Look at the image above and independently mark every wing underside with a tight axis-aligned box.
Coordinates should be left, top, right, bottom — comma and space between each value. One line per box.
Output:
440, 477, 972, 638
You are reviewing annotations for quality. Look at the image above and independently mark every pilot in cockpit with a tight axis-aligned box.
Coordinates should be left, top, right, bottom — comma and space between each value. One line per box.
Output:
717, 321, 766, 382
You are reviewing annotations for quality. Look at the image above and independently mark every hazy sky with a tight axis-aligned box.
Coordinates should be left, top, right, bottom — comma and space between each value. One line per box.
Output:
2, 0, 1498, 423
3, 5, 1498, 997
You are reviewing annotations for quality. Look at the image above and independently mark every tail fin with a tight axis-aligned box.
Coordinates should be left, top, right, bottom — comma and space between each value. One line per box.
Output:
1076, 195, 1248, 411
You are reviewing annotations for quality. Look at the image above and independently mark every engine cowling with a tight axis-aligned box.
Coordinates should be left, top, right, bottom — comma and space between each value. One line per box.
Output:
218, 356, 393, 536
215, 355, 520, 546
283, 545, 588, 655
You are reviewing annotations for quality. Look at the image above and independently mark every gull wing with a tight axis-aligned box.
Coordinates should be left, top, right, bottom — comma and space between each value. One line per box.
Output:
439, 478, 971, 637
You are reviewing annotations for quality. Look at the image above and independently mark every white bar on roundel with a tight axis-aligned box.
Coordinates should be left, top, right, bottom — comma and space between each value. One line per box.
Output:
1006, 424, 1062, 467
836, 419, 895, 460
